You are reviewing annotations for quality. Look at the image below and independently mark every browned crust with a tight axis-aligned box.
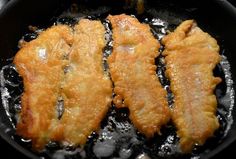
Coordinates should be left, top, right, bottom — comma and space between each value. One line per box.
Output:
50, 19, 112, 146
108, 14, 170, 137
14, 20, 112, 150
14, 25, 73, 150
162, 20, 221, 153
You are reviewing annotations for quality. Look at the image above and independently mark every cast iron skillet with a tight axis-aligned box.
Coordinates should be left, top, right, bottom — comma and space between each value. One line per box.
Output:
0, 0, 236, 158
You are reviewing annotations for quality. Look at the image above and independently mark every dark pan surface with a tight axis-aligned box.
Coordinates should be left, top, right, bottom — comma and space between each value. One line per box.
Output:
0, 0, 236, 158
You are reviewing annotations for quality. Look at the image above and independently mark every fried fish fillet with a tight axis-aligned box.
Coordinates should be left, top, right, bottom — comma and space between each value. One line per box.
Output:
51, 19, 112, 145
162, 20, 221, 153
14, 25, 73, 150
108, 14, 170, 137
14, 19, 112, 150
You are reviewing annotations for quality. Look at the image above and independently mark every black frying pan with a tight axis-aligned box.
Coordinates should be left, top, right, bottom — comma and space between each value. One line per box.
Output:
0, 0, 236, 158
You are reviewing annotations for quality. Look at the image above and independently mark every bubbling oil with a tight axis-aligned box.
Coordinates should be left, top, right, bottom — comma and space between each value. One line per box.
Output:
0, 5, 235, 159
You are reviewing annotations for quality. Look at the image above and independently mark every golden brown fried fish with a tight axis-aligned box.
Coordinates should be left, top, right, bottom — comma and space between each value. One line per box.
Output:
162, 20, 221, 153
108, 14, 170, 137
14, 19, 112, 150
14, 25, 73, 150
51, 19, 112, 146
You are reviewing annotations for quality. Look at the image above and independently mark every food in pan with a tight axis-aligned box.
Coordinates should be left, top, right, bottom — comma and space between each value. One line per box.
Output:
50, 19, 112, 147
13, 14, 222, 154
162, 20, 221, 152
107, 14, 170, 137
14, 25, 74, 150
14, 20, 112, 150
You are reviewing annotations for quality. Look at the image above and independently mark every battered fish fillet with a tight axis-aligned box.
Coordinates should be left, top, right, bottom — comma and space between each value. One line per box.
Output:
51, 19, 112, 145
14, 25, 73, 150
108, 14, 170, 137
162, 20, 221, 153
14, 20, 112, 150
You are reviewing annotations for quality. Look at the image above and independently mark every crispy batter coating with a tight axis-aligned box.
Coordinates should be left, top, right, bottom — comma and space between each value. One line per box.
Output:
14, 20, 112, 150
162, 20, 221, 153
14, 25, 73, 150
108, 14, 170, 137
51, 19, 112, 145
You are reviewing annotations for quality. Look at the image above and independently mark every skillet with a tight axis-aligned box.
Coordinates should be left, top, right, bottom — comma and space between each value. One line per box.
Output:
0, 0, 236, 158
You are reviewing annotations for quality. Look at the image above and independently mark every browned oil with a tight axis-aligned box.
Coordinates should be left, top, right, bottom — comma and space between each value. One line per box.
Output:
0, 4, 235, 159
